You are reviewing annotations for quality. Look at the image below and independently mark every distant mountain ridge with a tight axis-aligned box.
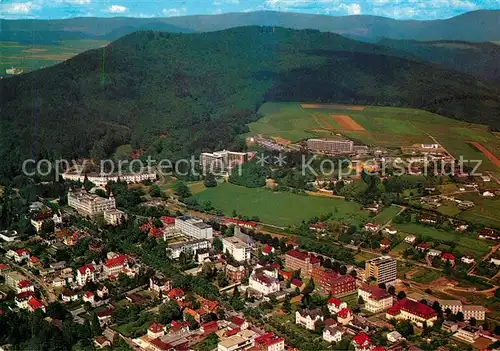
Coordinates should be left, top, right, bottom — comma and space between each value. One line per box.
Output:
2, 10, 500, 43
1, 26, 500, 181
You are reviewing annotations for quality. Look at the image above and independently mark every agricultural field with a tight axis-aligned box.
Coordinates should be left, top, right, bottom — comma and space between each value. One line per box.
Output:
455, 193, 500, 229
410, 268, 446, 284
0, 39, 108, 75
393, 222, 492, 257
194, 183, 371, 227
372, 205, 402, 225
247, 102, 500, 174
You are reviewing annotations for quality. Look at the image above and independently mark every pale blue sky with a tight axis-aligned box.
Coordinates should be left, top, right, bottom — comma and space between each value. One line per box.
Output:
1, 0, 499, 20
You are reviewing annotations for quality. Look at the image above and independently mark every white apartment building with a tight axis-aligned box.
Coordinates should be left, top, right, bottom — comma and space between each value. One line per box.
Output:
365, 256, 397, 285
439, 300, 488, 320
306, 139, 354, 154
295, 309, 324, 330
102, 255, 129, 278
166, 239, 211, 259
358, 285, 394, 313
68, 187, 116, 218
175, 216, 213, 240
103, 209, 127, 226
200, 150, 247, 174
62, 172, 156, 186
249, 267, 280, 296
0, 230, 18, 242
222, 236, 251, 262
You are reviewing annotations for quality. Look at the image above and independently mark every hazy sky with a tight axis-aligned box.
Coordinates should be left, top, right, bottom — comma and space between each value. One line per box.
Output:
1, 0, 499, 20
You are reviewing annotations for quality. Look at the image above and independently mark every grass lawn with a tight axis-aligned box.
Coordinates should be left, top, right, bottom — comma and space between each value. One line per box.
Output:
372, 205, 402, 225
392, 222, 491, 257
411, 268, 446, 284
194, 183, 370, 227
247, 102, 500, 174
188, 181, 206, 194
455, 194, 500, 229
355, 251, 378, 262
113, 319, 152, 338
390, 242, 411, 256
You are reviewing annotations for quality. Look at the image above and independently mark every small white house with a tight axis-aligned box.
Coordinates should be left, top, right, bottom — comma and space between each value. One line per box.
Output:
404, 235, 416, 244
323, 325, 344, 343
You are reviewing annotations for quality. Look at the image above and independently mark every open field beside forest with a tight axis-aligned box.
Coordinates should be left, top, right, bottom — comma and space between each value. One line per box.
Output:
247, 102, 500, 173
0, 39, 108, 75
194, 183, 370, 227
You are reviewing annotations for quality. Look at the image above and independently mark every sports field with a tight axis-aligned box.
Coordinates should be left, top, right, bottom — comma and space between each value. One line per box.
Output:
247, 102, 500, 173
0, 40, 108, 75
194, 183, 371, 227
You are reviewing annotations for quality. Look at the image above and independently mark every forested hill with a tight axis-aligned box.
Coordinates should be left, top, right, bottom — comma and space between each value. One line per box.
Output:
1, 26, 500, 180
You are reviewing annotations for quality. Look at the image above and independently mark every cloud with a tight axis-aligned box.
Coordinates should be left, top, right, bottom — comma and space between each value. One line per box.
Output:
162, 8, 187, 17
213, 0, 240, 5
340, 2, 361, 14
1, 1, 40, 14
106, 5, 128, 13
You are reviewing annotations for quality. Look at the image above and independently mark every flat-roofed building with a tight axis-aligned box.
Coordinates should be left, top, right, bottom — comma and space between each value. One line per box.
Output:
200, 150, 248, 174
222, 236, 251, 262
365, 256, 397, 285
166, 238, 211, 259
175, 216, 213, 240
307, 139, 354, 154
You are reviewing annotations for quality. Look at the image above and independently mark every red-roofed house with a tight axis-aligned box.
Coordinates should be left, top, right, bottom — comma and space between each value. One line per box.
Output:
15, 290, 35, 309
83, 291, 95, 306
380, 238, 391, 251
28, 256, 41, 268
223, 218, 257, 229
28, 297, 45, 313
160, 216, 176, 226
352, 332, 373, 351
149, 337, 174, 351
230, 316, 248, 330
201, 321, 218, 334
97, 307, 115, 326
285, 249, 320, 277
76, 264, 96, 286
291, 278, 304, 290
358, 284, 393, 313
183, 307, 201, 323
328, 297, 347, 314
170, 320, 189, 335
441, 253, 455, 264
337, 308, 353, 325
13, 248, 30, 263
253, 332, 285, 351
16, 279, 35, 294
386, 298, 438, 327
309, 222, 326, 232
415, 242, 430, 252
148, 323, 165, 338
167, 288, 184, 301
149, 227, 164, 238
0, 263, 9, 273
103, 255, 128, 278
262, 245, 275, 256
364, 223, 380, 233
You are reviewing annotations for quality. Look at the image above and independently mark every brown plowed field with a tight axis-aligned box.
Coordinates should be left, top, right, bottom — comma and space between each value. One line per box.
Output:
301, 103, 365, 111
331, 114, 365, 131
468, 141, 500, 167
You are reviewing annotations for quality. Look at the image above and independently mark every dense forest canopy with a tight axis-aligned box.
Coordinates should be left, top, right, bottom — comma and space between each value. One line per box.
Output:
1, 26, 500, 182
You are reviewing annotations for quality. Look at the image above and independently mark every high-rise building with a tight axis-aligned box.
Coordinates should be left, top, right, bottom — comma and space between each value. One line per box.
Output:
222, 236, 251, 262
174, 216, 213, 240
200, 150, 247, 174
306, 139, 354, 154
365, 256, 397, 285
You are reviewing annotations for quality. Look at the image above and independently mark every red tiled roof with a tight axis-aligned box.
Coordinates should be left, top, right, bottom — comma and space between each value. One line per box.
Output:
97, 307, 115, 317
223, 218, 257, 227
338, 308, 352, 318
286, 249, 320, 264
77, 264, 95, 274
0, 263, 8, 270
226, 327, 240, 336
84, 291, 94, 298
140, 222, 152, 232
15, 248, 30, 256
310, 222, 325, 229
16, 291, 34, 299
201, 321, 218, 334
388, 298, 437, 319
29, 256, 40, 263
171, 320, 189, 331
291, 278, 303, 287
380, 238, 391, 246
352, 332, 372, 348
160, 216, 176, 225
17, 280, 33, 289
442, 253, 455, 261
372, 347, 386, 351
149, 322, 165, 333
255, 333, 285, 348
231, 316, 245, 326
104, 255, 127, 268
168, 288, 184, 299
262, 245, 273, 254
328, 297, 343, 307
359, 284, 391, 300
416, 242, 430, 249
149, 228, 164, 238
28, 297, 44, 311
149, 337, 173, 351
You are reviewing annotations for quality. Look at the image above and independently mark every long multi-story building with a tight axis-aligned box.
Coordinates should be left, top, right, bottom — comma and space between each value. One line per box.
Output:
249, 267, 280, 296
311, 267, 356, 296
166, 239, 211, 259
200, 150, 248, 174
174, 216, 213, 240
62, 172, 156, 186
358, 284, 393, 313
285, 249, 320, 277
365, 256, 397, 285
386, 298, 438, 327
222, 236, 251, 262
306, 139, 354, 154
68, 187, 116, 218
